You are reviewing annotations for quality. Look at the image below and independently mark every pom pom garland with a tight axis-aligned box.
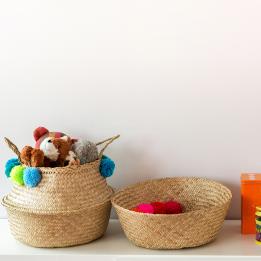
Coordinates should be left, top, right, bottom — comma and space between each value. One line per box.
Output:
5, 158, 20, 178
5, 159, 42, 187
100, 155, 115, 178
10, 165, 25, 186
23, 167, 42, 188
131, 200, 183, 215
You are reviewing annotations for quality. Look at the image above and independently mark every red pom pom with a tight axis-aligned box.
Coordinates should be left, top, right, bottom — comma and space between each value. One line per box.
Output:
165, 200, 183, 214
151, 201, 167, 214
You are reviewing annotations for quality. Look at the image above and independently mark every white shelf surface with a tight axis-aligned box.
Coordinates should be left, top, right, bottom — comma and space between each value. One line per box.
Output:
0, 219, 260, 261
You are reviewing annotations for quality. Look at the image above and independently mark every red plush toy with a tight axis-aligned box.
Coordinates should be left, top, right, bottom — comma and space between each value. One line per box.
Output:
131, 200, 183, 215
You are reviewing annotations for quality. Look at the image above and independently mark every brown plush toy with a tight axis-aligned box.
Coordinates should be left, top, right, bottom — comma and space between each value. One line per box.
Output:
20, 136, 79, 168
20, 146, 45, 167
40, 136, 78, 167
33, 126, 67, 149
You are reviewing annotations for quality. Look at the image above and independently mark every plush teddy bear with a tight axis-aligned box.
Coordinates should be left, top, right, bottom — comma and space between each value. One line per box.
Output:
33, 127, 98, 165
65, 151, 80, 166
33, 126, 68, 149
20, 146, 45, 167
40, 136, 79, 167
21, 135, 79, 167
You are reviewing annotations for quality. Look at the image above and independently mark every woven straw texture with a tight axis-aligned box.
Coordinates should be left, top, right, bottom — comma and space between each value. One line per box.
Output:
112, 177, 232, 250
3, 197, 112, 247
2, 135, 119, 247
5, 160, 112, 213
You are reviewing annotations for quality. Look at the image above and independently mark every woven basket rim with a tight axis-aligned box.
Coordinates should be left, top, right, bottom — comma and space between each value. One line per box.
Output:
112, 201, 230, 218
2, 186, 114, 215
112, 177, 232, 216
36, 158, 101, 172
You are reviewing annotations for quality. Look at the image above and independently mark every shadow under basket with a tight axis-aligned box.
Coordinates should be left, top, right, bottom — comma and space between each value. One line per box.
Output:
2, 197, 112, 248
112, 177, 232, 250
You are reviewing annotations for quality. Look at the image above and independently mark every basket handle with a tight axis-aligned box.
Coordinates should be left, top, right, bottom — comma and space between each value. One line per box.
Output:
4, 135, 120, 162
96, 134, 120, 159
4, 137, 21, 163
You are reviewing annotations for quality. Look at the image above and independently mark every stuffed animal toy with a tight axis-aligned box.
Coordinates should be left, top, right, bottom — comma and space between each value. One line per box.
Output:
34, 127, 99, 165
20, 146, 45, 167
40, 136, 79, 167
20, 137, 76, 167
33, 126, 68, 149
72, 138, 98, 164
65, 151, 80, 166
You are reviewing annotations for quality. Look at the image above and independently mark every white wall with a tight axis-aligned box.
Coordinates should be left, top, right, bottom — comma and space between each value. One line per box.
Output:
1, 0, 261, 219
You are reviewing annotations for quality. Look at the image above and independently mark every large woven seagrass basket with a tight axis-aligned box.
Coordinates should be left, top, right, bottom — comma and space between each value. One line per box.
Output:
2, 135, 119, 247
112, 177, 232, 250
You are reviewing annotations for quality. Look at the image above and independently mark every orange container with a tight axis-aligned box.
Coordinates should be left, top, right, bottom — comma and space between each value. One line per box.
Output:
241, 173, 261, 234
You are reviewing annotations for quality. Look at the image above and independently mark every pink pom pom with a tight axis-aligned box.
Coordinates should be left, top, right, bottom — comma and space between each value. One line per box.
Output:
137, 203, 154, 214
165, 200, 183, 214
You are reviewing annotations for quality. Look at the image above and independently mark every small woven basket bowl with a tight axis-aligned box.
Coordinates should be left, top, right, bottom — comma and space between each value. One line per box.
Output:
112, 177, 232, 250
2, 197, 112, 248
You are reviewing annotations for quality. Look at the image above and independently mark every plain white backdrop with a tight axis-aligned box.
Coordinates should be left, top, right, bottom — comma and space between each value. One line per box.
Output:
1, 0, 261, 219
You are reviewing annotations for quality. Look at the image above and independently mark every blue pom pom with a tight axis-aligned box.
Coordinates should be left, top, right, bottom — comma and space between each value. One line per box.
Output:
100, 155, 115, 178
23, 167, 42, 188
5, 158, 20, 178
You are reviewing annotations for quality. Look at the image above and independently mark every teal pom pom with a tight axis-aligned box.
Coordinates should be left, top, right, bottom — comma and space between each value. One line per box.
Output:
23, 167, 42, 188
100, 155, 115, 178
5, 158, 20, 178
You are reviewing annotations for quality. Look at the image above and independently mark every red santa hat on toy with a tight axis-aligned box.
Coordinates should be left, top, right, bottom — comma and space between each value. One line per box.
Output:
33, 126, 66, 148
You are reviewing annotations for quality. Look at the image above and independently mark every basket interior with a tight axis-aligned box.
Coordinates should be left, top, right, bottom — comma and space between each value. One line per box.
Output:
113, 177, 232, 213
